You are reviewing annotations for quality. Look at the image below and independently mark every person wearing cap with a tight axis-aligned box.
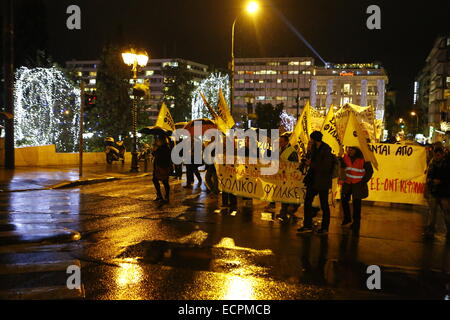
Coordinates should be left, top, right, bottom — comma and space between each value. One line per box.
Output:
297, 131, 334, 234
339, 146, 374, 233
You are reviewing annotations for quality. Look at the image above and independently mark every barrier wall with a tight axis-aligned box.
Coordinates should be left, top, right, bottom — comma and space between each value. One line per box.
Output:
0, 141, 133, 167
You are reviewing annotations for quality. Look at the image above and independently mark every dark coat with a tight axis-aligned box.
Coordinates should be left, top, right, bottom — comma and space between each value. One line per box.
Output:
340, 158, 374, 199
427, 155, 450, 198
304, 142, 334, 191
153, 144, 172, 180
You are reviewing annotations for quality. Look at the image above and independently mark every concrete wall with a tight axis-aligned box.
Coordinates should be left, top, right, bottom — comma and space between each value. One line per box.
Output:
0, 140, 133, 167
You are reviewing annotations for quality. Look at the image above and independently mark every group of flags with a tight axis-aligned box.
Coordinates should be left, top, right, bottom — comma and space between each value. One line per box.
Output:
153, 93, 379, 170
290, 101, 379, 170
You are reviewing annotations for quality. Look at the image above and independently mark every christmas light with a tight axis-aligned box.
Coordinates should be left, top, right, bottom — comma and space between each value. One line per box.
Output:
280, 110, 296, 132
14, 67, 80, 152
191, 73, 230, 119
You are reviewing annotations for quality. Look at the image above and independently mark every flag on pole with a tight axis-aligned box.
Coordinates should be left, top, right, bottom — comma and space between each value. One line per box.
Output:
155, 102, 175, 132
200, 91, 230, 134
217, 88, 235, 129
342, 111, 378, 170
321, 105, 343, 156
289, 101, 311, 155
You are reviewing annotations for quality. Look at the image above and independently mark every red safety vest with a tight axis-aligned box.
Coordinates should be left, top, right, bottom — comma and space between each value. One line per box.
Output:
343, 154, 365, 184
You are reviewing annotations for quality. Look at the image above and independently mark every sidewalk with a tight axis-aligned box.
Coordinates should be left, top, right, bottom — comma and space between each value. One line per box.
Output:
0, 164, 152, 192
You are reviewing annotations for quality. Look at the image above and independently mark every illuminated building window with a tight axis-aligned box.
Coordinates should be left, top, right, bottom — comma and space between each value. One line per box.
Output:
288, 71, 299, 75
162, 61, 178, 68
301, 61, 312, 66
89, 72, 97, 77
237, 71, 245, 75
302, 71, 311, 75
256, 96, 265, 100
258, 80, 264, 83
288, 61, 300, 66
89, 79, 96, 85
276, 96, 287, 101
145, 70, 154, 76
267, 62, 280, 66
76, 72, 82, 77
238, 79, 244, 84
277, 79, 282, 84
187, 65, 192, 69
343, 83, 351, 95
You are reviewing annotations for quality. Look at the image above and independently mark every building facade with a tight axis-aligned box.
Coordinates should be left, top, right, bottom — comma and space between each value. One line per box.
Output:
66, 58, 209, 121
310, 63, 388, 120
414, 35, 450, 143
233, 57, 314, 118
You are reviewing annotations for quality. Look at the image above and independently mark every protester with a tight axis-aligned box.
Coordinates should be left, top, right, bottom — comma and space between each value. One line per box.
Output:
339, 146, 374, 233
297, 131, 334, 234
220, 136, 237, 214
204, 136, 219, 194
423, 146, 450, 241
277, 135, 300, 223
151, 136, 172, 203
184, 138, 202, 188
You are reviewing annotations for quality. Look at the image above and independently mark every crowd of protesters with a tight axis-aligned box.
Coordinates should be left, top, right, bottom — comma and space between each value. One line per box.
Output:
148, 132, 450, 240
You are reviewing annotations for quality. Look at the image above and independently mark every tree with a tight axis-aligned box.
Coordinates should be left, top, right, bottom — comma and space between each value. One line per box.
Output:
85, 45, 132, 151
255, 103, 284, 130
162, 62, 196, 122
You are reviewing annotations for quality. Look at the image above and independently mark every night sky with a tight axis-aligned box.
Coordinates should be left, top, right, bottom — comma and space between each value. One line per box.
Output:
22, 0, 450, 110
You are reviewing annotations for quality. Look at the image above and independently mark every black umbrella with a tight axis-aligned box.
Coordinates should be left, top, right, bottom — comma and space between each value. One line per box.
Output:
138, 125, 172, 136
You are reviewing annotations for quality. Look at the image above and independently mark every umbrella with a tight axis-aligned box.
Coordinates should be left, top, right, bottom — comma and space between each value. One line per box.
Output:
183, 118, 217, 136
138, 125, 171, 136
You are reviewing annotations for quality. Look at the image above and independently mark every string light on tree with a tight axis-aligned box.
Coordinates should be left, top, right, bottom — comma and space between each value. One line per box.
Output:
14, 67, 80, 152
280, 110, 296, 132
191, 73, 230, 119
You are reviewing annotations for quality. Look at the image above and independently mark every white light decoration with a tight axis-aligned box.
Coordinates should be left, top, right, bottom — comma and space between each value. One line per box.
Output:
280, 110, 296, 132
191, 73, 230, 120
14, 67, 80, 152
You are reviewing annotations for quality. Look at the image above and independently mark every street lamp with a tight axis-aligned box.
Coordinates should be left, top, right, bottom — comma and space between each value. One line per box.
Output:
231, 1, 260, 116
122, 48, 149, 172
410, 111, 418, 133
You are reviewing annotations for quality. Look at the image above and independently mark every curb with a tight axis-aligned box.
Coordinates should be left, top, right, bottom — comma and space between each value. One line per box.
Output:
50, 172, 152, 189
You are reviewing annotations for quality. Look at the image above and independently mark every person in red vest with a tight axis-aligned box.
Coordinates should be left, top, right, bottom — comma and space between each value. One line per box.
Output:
339, 146, 374, 233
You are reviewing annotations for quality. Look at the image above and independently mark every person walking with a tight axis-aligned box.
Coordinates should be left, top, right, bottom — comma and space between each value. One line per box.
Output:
297, 131, 334, 234
152, 136, 172, 203
423, 146, 450, 241
339, 146, 374, 233
184, 138, 202, 188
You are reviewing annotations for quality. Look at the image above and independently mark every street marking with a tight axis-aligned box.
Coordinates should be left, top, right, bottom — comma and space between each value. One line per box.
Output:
0, 259, 81, 275
0, 285, 85, 300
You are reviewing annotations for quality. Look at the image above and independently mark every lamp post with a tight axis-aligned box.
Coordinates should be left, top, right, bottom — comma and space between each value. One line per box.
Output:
122, 48, 149, 173
230, 1, 259, 116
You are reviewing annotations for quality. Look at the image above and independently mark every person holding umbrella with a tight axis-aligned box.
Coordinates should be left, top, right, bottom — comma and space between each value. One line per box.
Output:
151, 136, 172, 203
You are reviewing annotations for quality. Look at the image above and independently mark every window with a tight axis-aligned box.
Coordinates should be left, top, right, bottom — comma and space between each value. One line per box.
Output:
89, 72, 97, 77
277, 79, 282, 84
288, 71, 299, 75
256, 96, 265, 100
89, 79, 96, 85
145, 70, 154, 76
267, 62, 280, 66
300, 61, 312, 66
302, 71, 311, 75
343, 83, 351, 95
288, 61, 300, 66
162, 61, 178, 68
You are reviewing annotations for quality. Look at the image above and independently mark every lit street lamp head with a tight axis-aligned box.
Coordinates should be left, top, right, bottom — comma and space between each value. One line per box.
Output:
246, 1, 259, 14
411, 111, 416, 116
122, 51, 136, 66
136, 52, 149, 67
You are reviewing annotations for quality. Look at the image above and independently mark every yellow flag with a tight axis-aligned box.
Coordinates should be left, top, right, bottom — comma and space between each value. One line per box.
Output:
155, 102, 175, 132
343, 111, 378, 170
200, 91, 230, 134
289, 101, 310, 155
217, 88, 235, 129
321, 105, 343, 155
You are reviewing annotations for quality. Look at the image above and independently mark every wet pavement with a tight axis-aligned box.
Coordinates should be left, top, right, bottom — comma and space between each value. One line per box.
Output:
0, 166, 449, 300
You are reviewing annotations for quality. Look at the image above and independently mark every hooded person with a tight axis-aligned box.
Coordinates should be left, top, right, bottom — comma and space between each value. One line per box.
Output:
297, 131, 335, 234
339, 146, 374, 233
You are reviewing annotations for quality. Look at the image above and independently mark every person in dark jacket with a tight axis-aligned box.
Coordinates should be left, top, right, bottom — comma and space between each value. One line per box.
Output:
339, 146, 374, 233
152, 136, 172, 203
424, 147, 450, 240
184, 138, 203, 188
297, 131, 334, 234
